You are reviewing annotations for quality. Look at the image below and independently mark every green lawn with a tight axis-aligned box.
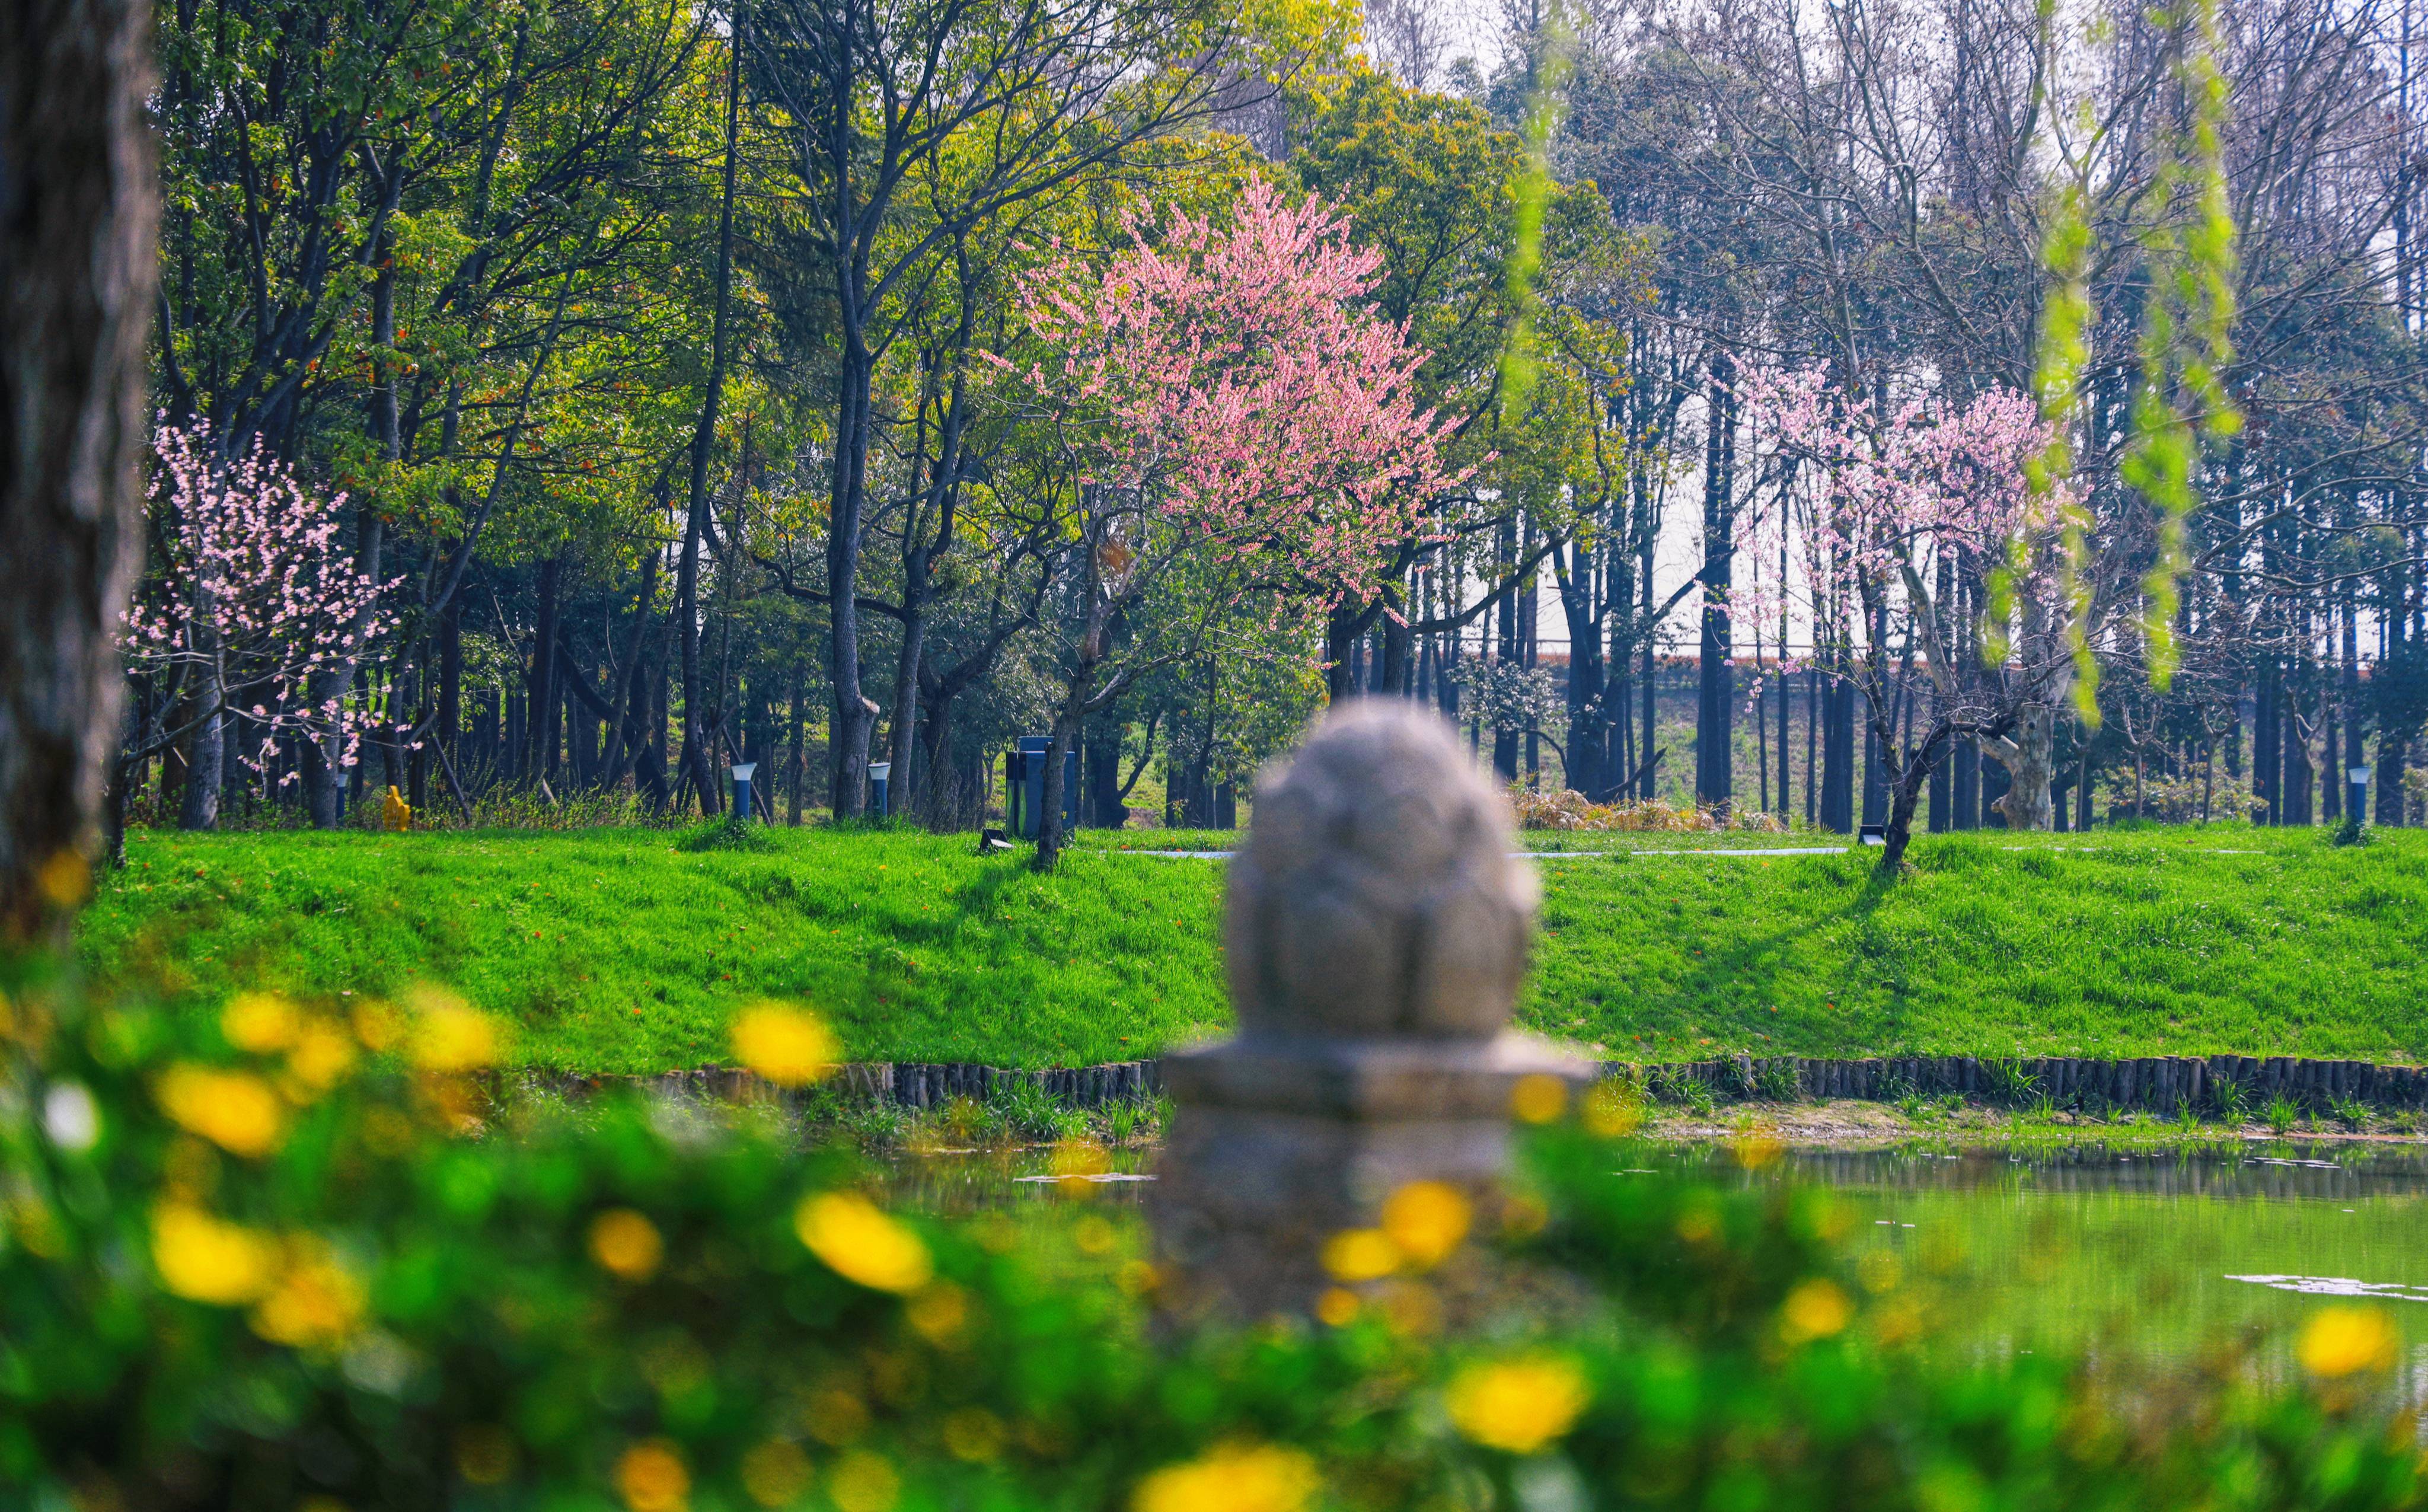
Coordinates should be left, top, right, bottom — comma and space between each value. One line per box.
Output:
77, 824, 2428, 1073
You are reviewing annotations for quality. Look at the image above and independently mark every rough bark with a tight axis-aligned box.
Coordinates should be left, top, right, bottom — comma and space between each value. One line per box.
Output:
1985, 702, 2060, 831
0, 0, 157, 941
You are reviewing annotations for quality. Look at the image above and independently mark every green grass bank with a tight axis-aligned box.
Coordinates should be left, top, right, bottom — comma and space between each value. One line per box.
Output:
77, 825, 2428, 1073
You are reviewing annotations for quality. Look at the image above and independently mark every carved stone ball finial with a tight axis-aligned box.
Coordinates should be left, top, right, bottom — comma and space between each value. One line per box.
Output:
1226, 702, 1537, 1041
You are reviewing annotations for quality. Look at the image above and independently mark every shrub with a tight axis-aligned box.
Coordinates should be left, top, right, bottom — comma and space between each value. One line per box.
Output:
0, 966, 2419, 1510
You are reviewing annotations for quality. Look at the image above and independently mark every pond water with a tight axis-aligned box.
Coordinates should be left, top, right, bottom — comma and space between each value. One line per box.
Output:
1657, 1142, 2428, 1377
883, 1139, 2428, 1387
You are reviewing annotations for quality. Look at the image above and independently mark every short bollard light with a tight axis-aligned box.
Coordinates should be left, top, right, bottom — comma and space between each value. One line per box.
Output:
333, 768, 350, 822
730, 762, 757, 822
868, 761, 892, 819
2350, 765, 2373, 825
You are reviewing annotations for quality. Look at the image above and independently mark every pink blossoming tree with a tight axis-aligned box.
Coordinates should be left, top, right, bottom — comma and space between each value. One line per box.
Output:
119, 421, 398, 837
1002, 180, 1460, 867
1731, 366, 2070, 869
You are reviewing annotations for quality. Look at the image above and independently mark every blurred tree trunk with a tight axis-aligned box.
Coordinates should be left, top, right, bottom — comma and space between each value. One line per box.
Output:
0, 0, 157, 943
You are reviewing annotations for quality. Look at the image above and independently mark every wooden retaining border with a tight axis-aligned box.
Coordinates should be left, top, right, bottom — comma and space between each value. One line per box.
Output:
1615, 1053, 2428, 1112
510, 1053, 2426, 1114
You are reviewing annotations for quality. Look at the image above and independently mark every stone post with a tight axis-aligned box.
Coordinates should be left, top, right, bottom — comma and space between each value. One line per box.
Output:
1150, 702, 1592, 1315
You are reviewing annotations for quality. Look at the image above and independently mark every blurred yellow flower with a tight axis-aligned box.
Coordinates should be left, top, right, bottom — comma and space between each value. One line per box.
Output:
156, 1065, 286, 1158
2298, 1305, 2398, 1378
251, 1240, 366, 1349
906, 1281, 970, 1344
589, 1209, 664, 1281
804, 1387, 872, 1446
1134, 1444, 1319, 1512
829, 1449, 899, 1512
1381, 1181, 1470, 1269
1732, 1128, 1785, 1170
1445, 1355, 1591, 1454
351, 1000, 406, 1051
410, 995, 498, 1073
941, 1406, 1006, 1463
283, 1020, 358, 1097
1510, 1073, 1568, 1124
796, 1192, 933, 1294
1582, 1083, 1644, 1137
455, 1424, 519, 1486
222, 991, 299, 1053
152, 1204, 275, 1304
1320, 1227, 1400, 1283
739, 1439, 812, 1507
1780, 1278, 1854, 1344
614, 1439, 690, 1512
730, 1003, 838, 1086
1314, 1287, 1361, 1326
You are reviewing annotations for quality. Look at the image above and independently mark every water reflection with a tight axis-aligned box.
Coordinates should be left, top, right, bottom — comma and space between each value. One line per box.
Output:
879, 1137, 2428, 1392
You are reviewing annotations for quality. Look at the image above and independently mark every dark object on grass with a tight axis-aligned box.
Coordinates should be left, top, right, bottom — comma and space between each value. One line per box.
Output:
977, 828, 1013, 854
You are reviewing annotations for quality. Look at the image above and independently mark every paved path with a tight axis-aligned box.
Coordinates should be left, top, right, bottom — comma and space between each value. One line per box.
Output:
1115, 846, 1852, 860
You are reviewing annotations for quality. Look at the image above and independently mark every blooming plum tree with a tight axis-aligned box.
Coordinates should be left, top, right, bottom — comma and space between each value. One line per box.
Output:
1003, 180, 1461, 867
119, 422, 398, 835
1730, 366, 2069, 869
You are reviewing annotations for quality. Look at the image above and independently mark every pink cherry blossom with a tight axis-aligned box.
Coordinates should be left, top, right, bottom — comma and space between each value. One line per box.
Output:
1004, 180, 1461, 608
123, 420, 399, 781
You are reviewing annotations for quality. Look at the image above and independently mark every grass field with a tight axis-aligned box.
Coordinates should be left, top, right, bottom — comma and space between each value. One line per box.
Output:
76, 824, 2428, 1073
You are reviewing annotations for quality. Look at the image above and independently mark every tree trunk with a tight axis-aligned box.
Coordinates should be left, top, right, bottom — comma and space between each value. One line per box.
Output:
179, 646, 224, 831
1, 0, 158, 934
1696, 354, 1734, 812
682, 2, 745, 815
1033, 698, 1084, 871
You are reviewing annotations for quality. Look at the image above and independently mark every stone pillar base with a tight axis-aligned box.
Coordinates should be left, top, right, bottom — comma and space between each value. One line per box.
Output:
1151, 1032, 1591, 1316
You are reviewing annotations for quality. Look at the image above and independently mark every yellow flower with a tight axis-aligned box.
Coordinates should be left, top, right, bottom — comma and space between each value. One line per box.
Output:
1381, 1181, 1471, 1269
251, 1240, 366, 1350
282, 1020, 359, 1097
589, 1209, 664, 1281
456, 1424, 519, 1487
2298, 1306, 2398, 1379
151, 1204, 275, 1304
905, 1281, 969, 1344
730, 1003, 838, 1086
221, 991, 299, 1052
155, 1065, 287, 1158
828, 1449, 899, 1512
1314, 1287, 1361, 1327
1134, 1444, 1319, 1512
740, 1439, 813, 1507
1445, 1356, 1592, 1455
1510, 1073, 1568, 1124
351, 999, 406, 1051
410, 994, 498, 1073
615, 1440, 690, 1512
941, 1406, 1006, 1462
796, 1192, 932, 1293
1582, 1082, 1645, 1137
1780, 1278, 1854, 1344
1732, 1128, 1785, 1170
1320, 1227, 1400, 1282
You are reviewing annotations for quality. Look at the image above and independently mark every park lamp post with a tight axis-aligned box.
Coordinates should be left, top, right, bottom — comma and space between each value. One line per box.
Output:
868, 761, 892, 820
2350, 765, 2373, 827
730, 762, 757, 824
333, 767, 349, 823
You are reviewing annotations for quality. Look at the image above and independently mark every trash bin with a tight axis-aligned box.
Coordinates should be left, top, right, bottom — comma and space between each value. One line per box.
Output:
1012, 737, 1079, 840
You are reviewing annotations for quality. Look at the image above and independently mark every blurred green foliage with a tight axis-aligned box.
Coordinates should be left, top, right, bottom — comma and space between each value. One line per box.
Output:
1, 959, 2420, 1511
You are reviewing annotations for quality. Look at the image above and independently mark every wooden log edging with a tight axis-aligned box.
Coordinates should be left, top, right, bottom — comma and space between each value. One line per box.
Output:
509, 1053, 2425, 1115
1606, 1053, 2428, 1112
